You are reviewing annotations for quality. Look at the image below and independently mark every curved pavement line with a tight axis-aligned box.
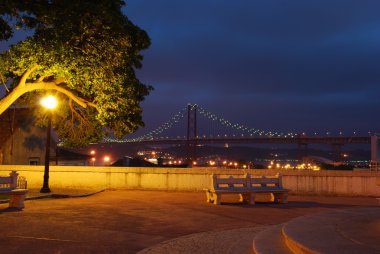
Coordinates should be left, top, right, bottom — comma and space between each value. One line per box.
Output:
0, 189, 106, 204
137, 226, 269, 254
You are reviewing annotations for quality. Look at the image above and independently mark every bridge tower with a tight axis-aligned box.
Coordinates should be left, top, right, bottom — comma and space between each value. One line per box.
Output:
187, 104, 197, 165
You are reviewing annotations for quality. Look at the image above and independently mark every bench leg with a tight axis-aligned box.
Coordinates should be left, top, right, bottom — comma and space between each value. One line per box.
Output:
205, 191, 212, 203
273, 193, 288, 204
206, 192, 219, 205
239, 194, 245, 203
9, 194, 26, 209
282, 193, 288, 204
249, 193, 256, 205
239, 193, 254, 204
212, 193, 221, 205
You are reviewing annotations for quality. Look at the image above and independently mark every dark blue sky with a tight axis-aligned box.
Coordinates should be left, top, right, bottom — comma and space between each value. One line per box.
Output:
1, 1, 379, 138
124, 0, 380, 136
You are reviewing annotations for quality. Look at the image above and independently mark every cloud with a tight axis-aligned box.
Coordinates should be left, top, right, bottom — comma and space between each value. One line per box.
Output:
2, 1, 379, 134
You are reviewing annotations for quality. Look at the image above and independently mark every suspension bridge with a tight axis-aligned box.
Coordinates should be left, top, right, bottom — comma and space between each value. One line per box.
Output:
104, 104, 379, 164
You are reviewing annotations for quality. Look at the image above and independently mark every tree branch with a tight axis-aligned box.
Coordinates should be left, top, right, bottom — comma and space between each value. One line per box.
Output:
19, 63, 39, 87
0, 76, 99, 115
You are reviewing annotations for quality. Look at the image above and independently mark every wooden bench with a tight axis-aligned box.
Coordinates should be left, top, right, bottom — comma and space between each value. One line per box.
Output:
0, 171, 28, 209
205, 173, 289, 205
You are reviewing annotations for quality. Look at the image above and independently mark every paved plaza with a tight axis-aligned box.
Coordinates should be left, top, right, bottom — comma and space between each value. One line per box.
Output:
0, 190, 378, 253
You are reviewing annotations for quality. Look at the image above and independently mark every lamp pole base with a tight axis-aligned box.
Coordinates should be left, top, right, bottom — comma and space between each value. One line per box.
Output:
40, 187, 51, 193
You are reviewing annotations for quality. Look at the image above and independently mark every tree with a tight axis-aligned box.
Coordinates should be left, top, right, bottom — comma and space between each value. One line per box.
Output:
0, 0, 152, 147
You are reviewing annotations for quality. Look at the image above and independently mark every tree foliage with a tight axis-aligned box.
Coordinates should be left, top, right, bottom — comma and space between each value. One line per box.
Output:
0, 0, 152, 147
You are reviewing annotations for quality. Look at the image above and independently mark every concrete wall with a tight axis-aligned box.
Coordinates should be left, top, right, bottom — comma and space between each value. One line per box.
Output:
0, 165, 379, 197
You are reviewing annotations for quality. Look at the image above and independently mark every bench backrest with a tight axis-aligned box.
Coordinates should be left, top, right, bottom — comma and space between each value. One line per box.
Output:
247, 173, 283, 189
210, 173, 284, 190
0, 171, 26, 189
211, 174, 248, 191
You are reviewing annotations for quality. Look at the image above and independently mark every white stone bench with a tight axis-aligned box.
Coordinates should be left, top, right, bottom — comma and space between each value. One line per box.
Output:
205, 173, 289, 205
246, 174, 289, 204
0, 171, 28, 209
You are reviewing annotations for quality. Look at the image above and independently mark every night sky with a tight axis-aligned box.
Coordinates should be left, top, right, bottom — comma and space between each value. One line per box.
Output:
124, 0, 380, 137
1, 1, 379, 138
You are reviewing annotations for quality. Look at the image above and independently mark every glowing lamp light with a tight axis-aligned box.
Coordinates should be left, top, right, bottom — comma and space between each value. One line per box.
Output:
41, 95, 57, 109
104, 156, 110, 162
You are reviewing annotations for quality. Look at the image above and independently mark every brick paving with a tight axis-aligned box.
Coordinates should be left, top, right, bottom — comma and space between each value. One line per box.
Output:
0, 190, 377, 253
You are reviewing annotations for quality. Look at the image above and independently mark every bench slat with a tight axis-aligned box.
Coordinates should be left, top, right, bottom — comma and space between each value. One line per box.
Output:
0, 178, 12, 184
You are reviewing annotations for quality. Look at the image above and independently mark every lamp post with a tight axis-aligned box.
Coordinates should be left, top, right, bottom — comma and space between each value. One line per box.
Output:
40, 95, 57, 193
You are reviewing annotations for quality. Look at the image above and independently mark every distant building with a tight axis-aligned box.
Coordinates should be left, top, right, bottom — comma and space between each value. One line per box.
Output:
0, 107, 90, 165
111, 156, 157, 167
0, 107, 47, 165
54, 148, 92, 166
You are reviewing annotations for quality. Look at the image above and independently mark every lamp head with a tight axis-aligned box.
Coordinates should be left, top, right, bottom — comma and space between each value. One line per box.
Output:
41, 95, 57, 109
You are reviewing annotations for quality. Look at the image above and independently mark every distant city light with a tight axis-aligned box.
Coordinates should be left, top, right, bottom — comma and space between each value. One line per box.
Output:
104, 156, 110, 162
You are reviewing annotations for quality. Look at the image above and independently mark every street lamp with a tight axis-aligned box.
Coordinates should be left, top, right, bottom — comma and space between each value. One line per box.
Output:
40, 95, 57, 193
104, 156, 110, 165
